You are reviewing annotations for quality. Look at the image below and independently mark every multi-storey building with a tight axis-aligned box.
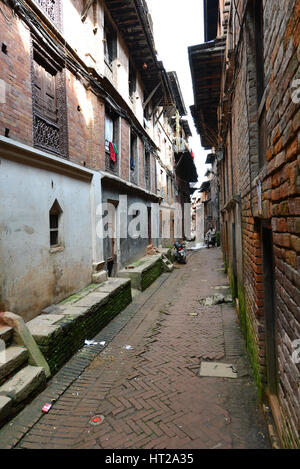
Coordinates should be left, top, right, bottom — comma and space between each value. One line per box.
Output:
189, 0, 300, 448
0, 0, 196, 322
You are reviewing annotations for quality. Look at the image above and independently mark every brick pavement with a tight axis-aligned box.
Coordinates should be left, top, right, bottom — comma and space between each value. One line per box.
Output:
3, 248, 271, 449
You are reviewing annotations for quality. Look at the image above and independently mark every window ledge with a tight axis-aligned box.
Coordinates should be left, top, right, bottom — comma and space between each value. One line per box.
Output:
50, 245, 65, 254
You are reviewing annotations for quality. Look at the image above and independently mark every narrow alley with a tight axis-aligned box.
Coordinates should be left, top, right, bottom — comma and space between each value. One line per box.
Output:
0, 0, 299, 452
0, 248, 270, 450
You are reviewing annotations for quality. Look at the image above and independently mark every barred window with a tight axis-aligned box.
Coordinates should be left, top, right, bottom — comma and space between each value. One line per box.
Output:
49, 199, 63, 248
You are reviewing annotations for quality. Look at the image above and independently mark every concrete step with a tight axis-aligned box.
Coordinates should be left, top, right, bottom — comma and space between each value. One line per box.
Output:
0, 365, 46, 406
0, 327, 13, 345
0, 345, 28, 382
0, 396, 12, 426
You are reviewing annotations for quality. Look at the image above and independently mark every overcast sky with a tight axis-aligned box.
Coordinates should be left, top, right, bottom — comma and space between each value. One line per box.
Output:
147, 0, 209, 185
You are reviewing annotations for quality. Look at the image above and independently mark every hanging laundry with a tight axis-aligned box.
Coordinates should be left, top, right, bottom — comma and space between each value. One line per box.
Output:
113, 143, 118, 158
109, 142, 116, 163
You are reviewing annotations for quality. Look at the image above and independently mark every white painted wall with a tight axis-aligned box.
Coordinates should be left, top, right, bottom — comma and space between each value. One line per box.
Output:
0, 157, 97, 322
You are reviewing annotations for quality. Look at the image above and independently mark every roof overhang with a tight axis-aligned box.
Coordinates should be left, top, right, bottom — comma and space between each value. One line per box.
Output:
180, 119, 192, 138
167, 71, 187, 117
175, 152, 198, 184
104, 0, 174, 107
189, 37, 225, 149
199, 180, 211, 193
205, 153, 216, 165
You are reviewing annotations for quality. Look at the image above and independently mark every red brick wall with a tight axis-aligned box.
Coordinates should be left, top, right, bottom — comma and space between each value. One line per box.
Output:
219, 0, 300, 448
0, 6, 32, 146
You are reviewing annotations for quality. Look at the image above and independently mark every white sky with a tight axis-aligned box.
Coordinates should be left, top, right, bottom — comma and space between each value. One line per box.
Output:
147, 0, 209, 186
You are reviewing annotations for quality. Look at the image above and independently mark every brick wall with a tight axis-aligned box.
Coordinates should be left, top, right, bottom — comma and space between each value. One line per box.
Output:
0, 0, 161, 188
0, 5, 32, 146
219, 0, 300, 447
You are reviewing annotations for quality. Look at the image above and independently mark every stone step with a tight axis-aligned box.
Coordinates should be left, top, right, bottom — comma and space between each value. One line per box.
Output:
0, 365, 46, 406
162, 255, 174, 272
0, 327, 13, 345
0, 345, 28, 382
0, 396, 12, 426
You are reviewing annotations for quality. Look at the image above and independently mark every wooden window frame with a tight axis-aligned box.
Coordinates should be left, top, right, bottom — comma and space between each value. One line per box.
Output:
105, 107, 119, 174
31, 39, 68, 158
129, 61, 137, 100
49, 199, 63, 251
103, 17, 117, 66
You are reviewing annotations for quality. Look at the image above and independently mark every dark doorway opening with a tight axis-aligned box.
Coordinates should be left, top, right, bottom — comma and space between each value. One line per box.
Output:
147, 207, 152, 245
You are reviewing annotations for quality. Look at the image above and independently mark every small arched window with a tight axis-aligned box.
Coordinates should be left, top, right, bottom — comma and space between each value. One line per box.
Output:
49, 199, 62, 247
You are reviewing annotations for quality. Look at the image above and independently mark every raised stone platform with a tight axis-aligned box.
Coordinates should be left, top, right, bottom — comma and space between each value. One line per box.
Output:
118, 255, 163, 291
27, 278, 132, 374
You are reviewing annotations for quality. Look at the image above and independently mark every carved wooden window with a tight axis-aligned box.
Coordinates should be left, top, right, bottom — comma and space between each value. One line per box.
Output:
31, 42, 68, 157
33, 58, 57, 124
35, 0, 61, 28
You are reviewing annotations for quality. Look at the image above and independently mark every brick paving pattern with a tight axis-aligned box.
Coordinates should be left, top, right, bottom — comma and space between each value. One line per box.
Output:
3, 249, 270, 449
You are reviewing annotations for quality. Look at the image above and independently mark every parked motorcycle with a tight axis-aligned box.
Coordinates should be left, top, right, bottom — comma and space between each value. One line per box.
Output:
205, 232, 216, 248
173, 241, 187, 264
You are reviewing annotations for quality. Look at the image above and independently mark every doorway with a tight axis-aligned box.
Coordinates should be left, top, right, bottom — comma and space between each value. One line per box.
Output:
147, 207, 152, 245
106, 199, 119, 277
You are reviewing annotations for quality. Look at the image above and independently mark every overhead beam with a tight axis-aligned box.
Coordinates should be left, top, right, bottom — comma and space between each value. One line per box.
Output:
81, 0, 94, 22
142, 83, 160, 109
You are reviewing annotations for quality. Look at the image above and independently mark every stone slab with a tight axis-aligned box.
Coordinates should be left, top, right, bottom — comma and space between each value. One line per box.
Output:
0, 326, 13, 345
0, 366, 46, 404
120, 255, 162, 274
0, 313, 51, 379
119, 256, 162, 290
72, 292, 110, 309
96, 278, 131, 296
0, 345, 28, 381
0, 396, 12, 425
199, 362, 238, 379
27, 315, 63, 345
92, 271, 108, 284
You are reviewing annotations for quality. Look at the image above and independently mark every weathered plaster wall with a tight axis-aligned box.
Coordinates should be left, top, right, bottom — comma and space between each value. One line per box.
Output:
0, 157, 94, 321
101, 183, 159, 270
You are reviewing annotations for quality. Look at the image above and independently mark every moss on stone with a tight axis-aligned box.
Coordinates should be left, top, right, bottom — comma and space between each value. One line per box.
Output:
236, 282, 263, 398
59, 284, 99, 305
141, 259, 163, 291
37, 282, 132, 374
227, 264, 237, 299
